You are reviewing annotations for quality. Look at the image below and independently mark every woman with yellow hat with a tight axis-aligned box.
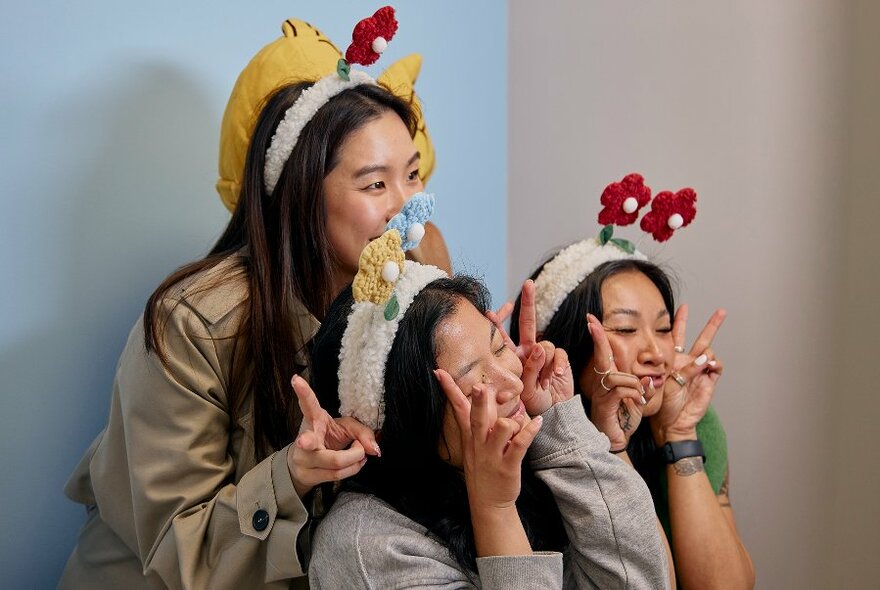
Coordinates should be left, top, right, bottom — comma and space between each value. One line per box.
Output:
60, 9, 450, 588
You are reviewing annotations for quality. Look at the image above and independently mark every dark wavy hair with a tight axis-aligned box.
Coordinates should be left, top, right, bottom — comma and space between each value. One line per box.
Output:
311, 275, 568, 575
510, 257, 676, 498
144, 82, 419, 460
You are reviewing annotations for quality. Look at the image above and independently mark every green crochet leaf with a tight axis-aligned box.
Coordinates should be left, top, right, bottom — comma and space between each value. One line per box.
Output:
610, 237, 635, 254
599, 224, 614, 245
384, 295, 400, 321
337, 59, 351, 81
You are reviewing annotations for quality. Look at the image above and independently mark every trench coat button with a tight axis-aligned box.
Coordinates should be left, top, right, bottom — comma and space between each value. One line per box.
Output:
252, 509, 270, 532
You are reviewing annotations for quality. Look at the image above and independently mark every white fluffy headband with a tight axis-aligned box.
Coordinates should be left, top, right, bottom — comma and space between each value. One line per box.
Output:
263, 70, 377, 194
335, 192, 439, 430
262, 6, 401, 194
338, 258, 447, 430
533, 238, 646, 333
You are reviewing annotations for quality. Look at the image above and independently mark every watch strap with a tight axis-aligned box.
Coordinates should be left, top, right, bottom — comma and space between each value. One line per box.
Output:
659, 439, 705, 464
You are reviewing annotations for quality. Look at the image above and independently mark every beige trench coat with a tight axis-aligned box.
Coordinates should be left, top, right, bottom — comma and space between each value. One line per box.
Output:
59, 254, 319, 589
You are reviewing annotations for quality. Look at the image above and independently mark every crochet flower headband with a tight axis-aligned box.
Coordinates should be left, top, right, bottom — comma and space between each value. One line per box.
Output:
534, 173, 698, 333
337, 192, 444, 429
263, 6, 399, 194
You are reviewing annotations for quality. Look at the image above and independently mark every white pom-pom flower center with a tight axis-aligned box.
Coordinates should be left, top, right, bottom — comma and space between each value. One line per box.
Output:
406, 222, 425, 244
372, 37, 388, 54
622, 197, 639, 214
381, 260, 400, 283
667, 213, 684, 230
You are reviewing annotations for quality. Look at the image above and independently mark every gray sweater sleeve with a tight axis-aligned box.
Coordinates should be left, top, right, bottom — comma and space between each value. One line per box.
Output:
308, 493, 563, 589
529, 396, 669, 590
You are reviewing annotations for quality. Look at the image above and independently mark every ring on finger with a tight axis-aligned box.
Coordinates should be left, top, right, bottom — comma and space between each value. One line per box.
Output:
593, 365, 612, 376
674, 345, 685, 353
600, 373, 613, 391
671, 371, 686, 387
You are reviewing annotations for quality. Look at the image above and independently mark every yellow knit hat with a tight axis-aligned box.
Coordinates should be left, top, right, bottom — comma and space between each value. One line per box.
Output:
216, 18, 436, 212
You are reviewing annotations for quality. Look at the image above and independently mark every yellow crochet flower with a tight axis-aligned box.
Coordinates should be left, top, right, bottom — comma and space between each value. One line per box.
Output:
352, 230, 405, 304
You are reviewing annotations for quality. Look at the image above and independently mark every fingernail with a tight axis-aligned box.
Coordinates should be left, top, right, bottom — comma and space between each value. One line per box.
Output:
374, 444, 382, 457
360, 457, 368, 466
533, 415, 543, 427
587, 323, 593, 334
695, 354, 708, 366
649, 379, 655, 389
708, 360, 717, 367
555, 366, 565, 376
641, 395, 648, 405
542, 378, 550, 390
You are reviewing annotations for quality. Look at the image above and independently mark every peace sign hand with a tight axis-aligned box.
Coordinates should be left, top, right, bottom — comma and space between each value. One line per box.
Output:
584, 314, 655, 451
287, 375, 380, 498
486, 280, 574, 415
651, 305, 727, 445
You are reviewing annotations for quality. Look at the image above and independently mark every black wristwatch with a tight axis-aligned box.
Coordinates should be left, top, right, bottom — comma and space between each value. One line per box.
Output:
658, 439, 705, 464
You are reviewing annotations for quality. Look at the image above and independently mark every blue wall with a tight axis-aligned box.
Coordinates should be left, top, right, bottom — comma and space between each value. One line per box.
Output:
0, 2, 505, 586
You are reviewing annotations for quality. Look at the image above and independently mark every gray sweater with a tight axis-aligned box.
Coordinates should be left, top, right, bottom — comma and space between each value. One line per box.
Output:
308, 397, 669, 589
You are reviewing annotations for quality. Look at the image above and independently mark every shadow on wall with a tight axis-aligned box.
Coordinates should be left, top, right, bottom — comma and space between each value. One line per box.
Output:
0, 63, 228, 586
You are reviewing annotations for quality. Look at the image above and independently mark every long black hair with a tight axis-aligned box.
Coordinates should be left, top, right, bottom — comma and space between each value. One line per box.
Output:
511, 257, 676, 499
144, 83, 419, 460
311, 275, 568, 574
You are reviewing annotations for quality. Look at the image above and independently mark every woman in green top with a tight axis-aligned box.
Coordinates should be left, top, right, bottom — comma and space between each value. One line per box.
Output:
507, 255, 755, 589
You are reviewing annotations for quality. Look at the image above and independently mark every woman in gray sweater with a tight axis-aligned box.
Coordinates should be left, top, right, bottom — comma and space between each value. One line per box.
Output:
304, 264, 670, 589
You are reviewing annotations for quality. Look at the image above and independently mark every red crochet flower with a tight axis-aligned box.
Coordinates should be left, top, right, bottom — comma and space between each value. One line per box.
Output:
639, 188, 698, 242
345, 6, 399, 66
597, 173, 652, 226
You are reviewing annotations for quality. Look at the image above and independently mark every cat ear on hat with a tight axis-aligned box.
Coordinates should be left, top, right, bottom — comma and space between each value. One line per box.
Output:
378, 54, 435, 185
216, 18, 344, 212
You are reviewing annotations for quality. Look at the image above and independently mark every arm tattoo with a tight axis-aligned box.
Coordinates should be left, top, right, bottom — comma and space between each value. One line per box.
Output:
672, 456, 705, 476
718, 465, 731, 507
617, 403, 632, 432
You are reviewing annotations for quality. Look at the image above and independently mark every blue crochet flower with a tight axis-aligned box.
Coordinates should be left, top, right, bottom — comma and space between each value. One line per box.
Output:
385, 192, 435, 251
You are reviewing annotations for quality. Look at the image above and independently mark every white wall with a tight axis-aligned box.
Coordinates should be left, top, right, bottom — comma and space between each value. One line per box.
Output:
0, 2, 506, 586
509, 2, 878, 587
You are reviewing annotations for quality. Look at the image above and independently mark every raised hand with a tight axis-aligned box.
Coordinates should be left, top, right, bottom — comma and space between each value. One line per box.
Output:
287, 375, 380, 498
486, 280, 573, 415
584, 314, 655, 451
651, 306, 726, 445
435, 369, 542, 509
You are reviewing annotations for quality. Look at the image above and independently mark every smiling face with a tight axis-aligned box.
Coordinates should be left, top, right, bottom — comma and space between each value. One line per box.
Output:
580, 270, 675, 417
323, 110, 423, 289
434, 298, 525, 467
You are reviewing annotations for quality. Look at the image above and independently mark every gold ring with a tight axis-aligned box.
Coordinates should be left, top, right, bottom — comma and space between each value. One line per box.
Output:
593, 366, 612, 376
671, 371, 686, 387
600, 373, 612, 391
674, 345, 685, 353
